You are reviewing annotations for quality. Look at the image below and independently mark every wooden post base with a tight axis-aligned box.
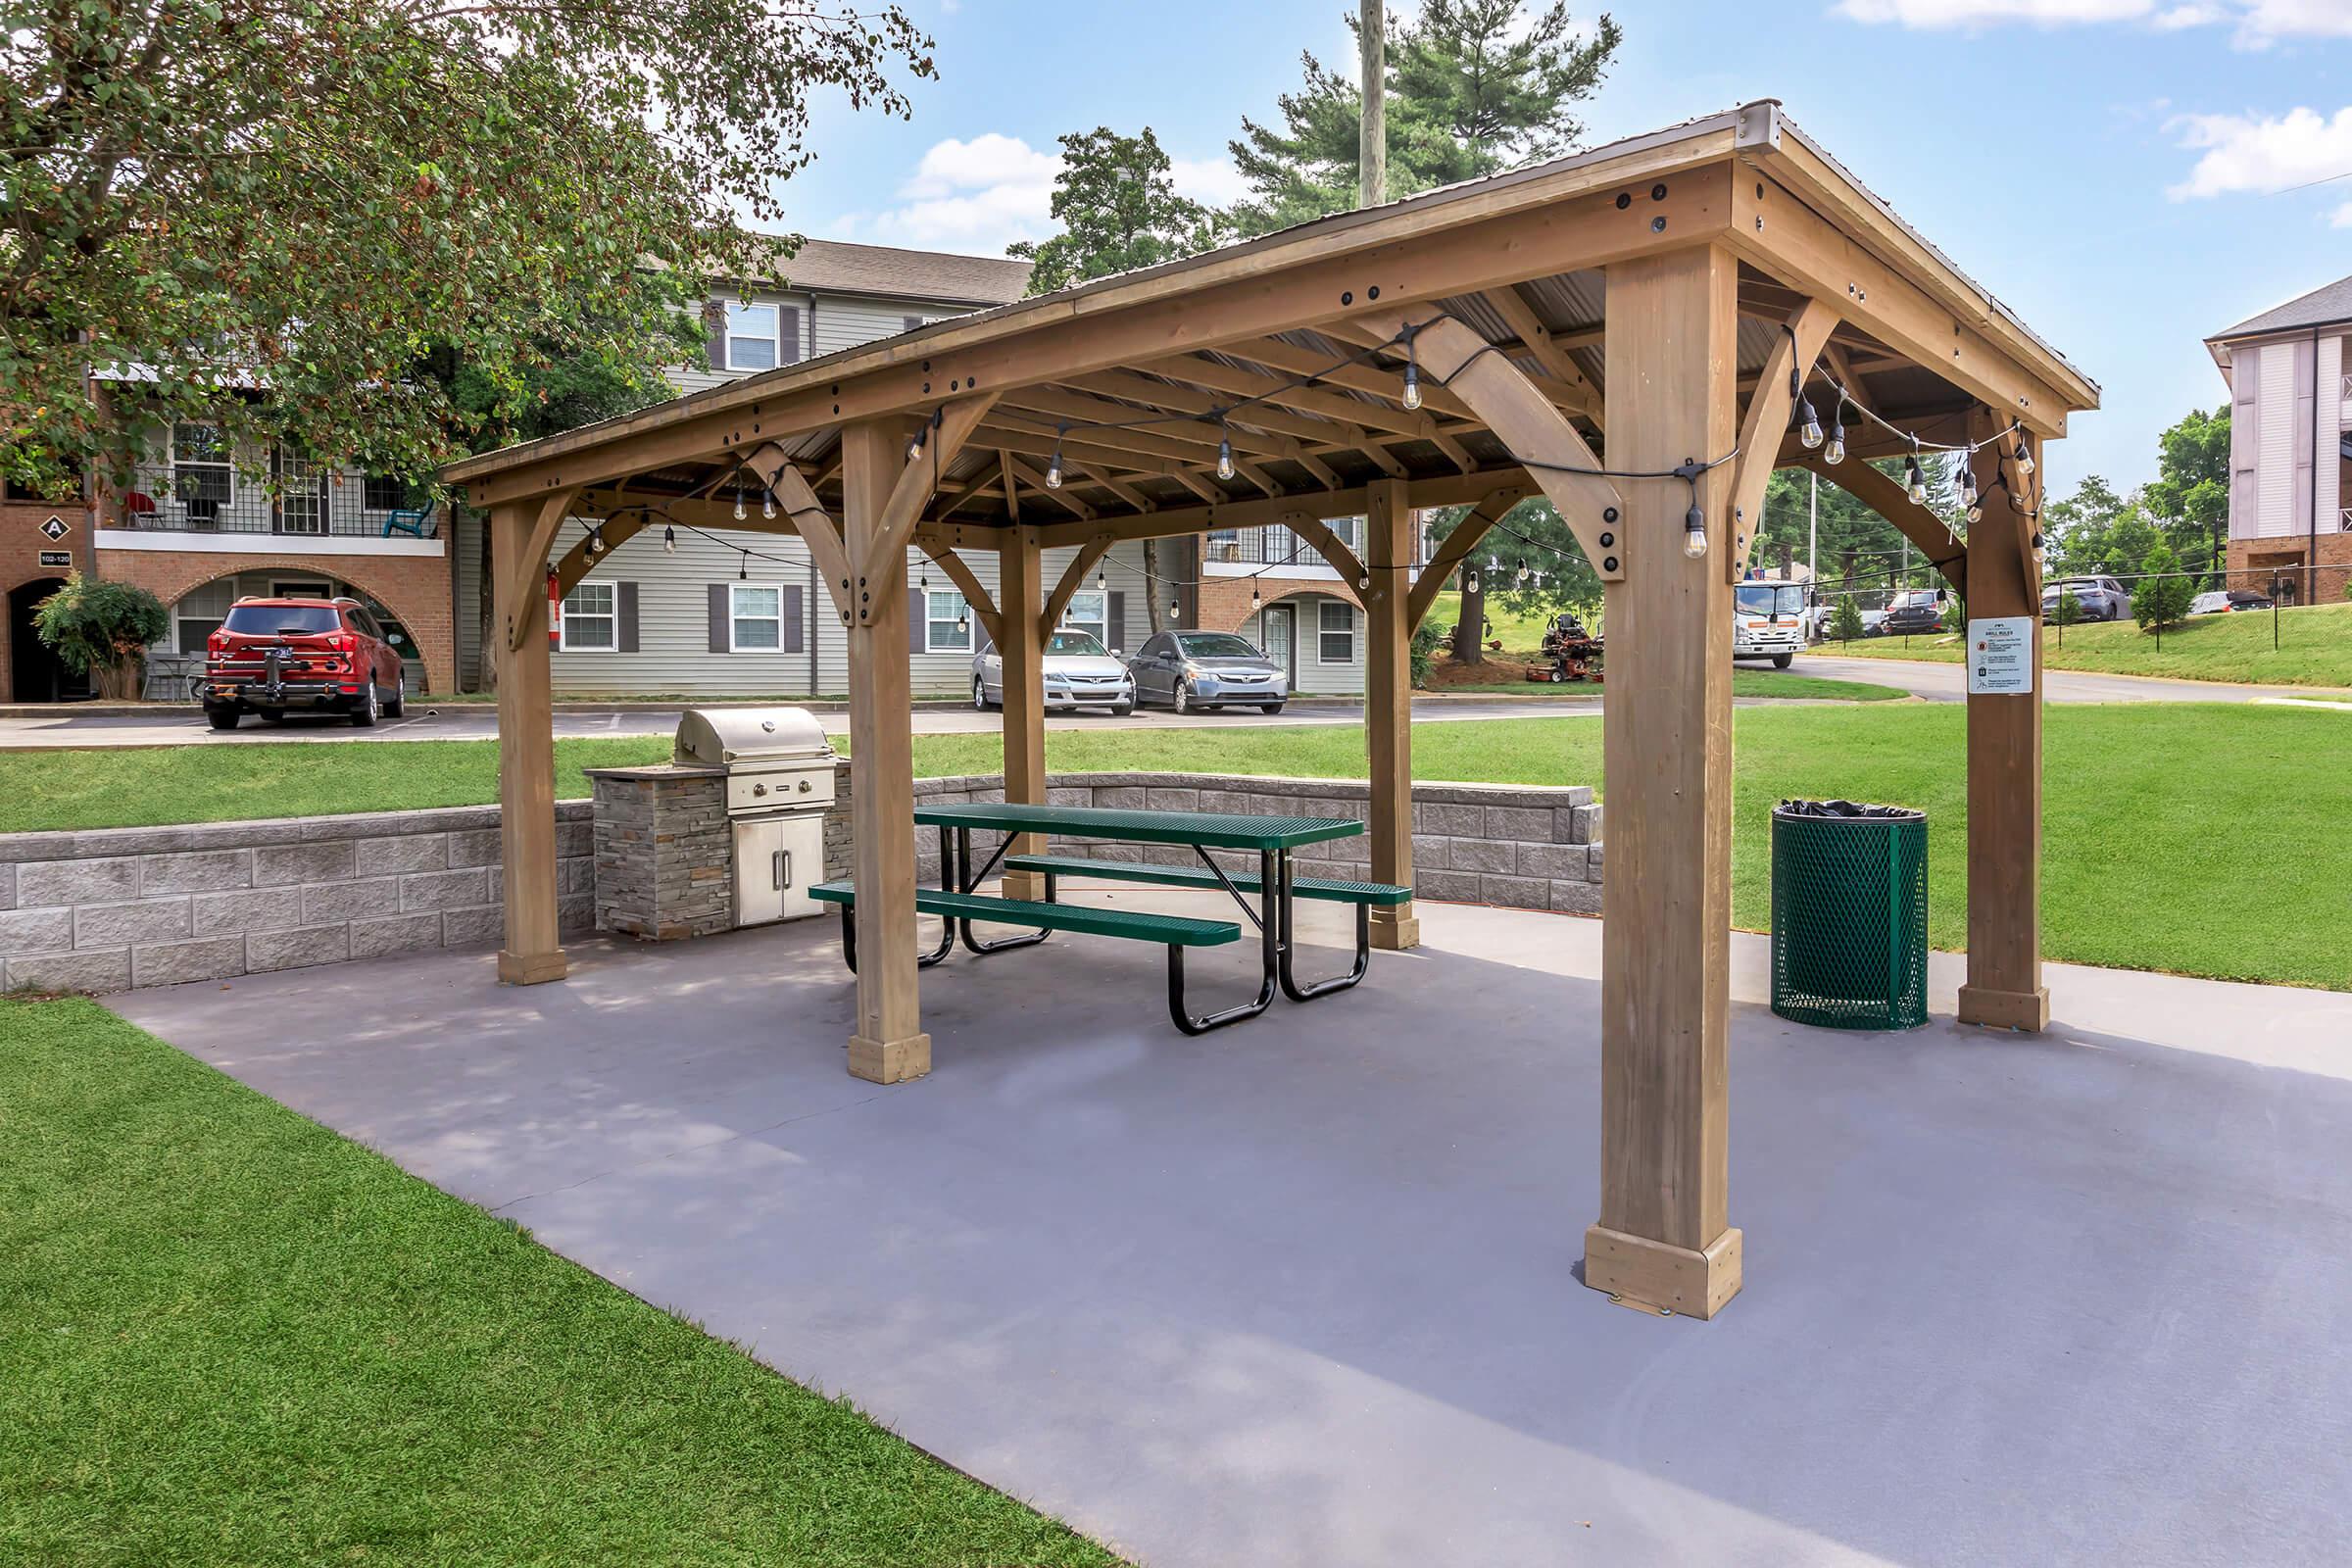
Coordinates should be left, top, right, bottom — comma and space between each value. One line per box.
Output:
1583, 1224, 1743, 1320
848, 1032, 932, 1084
1957, 984, 2050, 1031
999, 868, 1048, 902
497, 947, 568, 986
1369, 907, 1420, 951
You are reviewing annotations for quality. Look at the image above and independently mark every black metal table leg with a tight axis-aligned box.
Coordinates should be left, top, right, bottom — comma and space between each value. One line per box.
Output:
836, 823, 956, 974
1166, 845, 1279, 1034
1277, 849, 1372, 1001
957, 824, 1049, 955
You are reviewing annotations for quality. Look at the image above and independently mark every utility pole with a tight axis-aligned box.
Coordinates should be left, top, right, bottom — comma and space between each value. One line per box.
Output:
1358, 0, 1386, 209
1807, 469, 1819, 587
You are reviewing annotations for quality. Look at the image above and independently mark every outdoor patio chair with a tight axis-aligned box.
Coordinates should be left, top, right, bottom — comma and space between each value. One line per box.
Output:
382, 500, 437, 539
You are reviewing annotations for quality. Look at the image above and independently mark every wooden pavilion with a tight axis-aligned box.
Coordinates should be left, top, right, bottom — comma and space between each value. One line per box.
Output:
442, 101, 2097, 1318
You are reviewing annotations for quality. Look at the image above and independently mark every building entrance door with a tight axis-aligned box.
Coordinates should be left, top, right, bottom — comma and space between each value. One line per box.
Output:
7, 577, 83, 703
1262, 604, 1295, 682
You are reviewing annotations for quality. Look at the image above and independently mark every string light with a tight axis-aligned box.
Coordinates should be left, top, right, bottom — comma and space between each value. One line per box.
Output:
1250, 585, 1261, 611
662, 525, 677, 555
584, 522, 604, 557
2013, 436, 2034, 476
1401, 331, 1423, 412
733, 480, 746, 522
1047, 425, 1065, 489
1464, 567, 1480, 594
1823, 397, 1847, 466
1957, 464, 1978, 511
1786, 331, 1823, 451
1216, 424, 1235, 483
1904, 451, 1929, 507
738, 551, 749, 580
761, 487, 775, 520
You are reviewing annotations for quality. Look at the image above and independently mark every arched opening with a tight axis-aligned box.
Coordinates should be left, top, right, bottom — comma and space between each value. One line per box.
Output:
6, 577, 86, 704
152, 568, 435, 691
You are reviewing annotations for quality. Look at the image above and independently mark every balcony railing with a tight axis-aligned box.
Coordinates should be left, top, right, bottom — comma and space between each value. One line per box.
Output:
1203, 524, 1420, 570
110, 465, 434, 539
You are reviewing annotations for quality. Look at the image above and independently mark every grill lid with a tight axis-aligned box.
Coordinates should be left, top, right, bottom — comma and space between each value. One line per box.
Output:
673, 706, 834, 766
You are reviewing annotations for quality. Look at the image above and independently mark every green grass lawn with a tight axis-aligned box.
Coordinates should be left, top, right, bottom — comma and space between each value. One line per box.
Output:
1419, 671, 1903, 701
0, 997, 1117, 1567
4, 705, 2342, 988
1825, 599, 2352, 689
1422, 589, 1561, 649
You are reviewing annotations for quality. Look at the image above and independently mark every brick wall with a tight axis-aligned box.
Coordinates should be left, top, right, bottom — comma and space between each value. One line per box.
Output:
2228, 532, 2352, 607
1195, 571, 1361, 634
97, 547, 457, 695
0, 804, 591, 993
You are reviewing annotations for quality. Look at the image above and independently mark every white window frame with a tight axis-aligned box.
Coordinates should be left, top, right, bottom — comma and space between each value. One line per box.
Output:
170, 420, 234, 513
1316, 599, 1355, 664
560, 580, 616, 653
724, 302, 780, 371
1057, 587, 1108, 650
926, 588, 970, 653
728, 581, 784, 652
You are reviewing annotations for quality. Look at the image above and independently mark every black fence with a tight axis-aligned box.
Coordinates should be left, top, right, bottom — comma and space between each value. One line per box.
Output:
113, 466, 434, 539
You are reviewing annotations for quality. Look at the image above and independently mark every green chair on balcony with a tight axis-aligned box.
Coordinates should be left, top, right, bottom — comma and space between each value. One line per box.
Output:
382, 500, 437, 539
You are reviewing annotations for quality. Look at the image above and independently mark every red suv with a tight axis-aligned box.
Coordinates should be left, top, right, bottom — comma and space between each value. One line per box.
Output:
200, 597, 408, 729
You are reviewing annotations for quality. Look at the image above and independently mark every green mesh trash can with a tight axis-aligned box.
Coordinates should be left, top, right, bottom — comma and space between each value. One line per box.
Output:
1770, 800, 1928, 1030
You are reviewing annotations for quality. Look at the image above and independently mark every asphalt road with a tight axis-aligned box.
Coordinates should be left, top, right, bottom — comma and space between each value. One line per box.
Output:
0, 656, 2326, 750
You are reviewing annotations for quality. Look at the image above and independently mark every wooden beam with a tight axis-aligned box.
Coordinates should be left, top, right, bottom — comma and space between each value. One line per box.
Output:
1001, 466, 1532, 552
840, 416, 929, 1085
489, 497, 572, 985
997, 525, 1049, 901
1282, 514, 1369, 588
1790, 454, 1966, 595
1958, 408, 2047, 1030
1362, 478, 1418, 951
1584, 242, 1741, 1320
1072, 463, 1153, 513
1041, 535, 1116, 640
505, 489, 582, 652
1406, 484, 1528, 628
1726, 298, 1839, 580
1354, 307, 1627, 581
768, 463, 858, 619
551, 514, 649, 601
1001, 452, 1095, 519
857, 393, 998, 594
1482, 286, 1603, 408
459, 164, 1735, 508
916, 539, 1003, 648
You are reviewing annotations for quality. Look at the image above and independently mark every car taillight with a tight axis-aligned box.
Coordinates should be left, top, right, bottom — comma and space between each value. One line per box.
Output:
207, 632, 225, 656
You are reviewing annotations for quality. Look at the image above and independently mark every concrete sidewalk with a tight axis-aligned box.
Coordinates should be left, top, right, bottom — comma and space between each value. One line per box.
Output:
113, 901, 2352, 1567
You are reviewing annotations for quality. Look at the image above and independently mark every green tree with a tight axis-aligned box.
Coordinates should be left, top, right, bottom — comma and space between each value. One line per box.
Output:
1830, 595, 1866, 645
1226, 1, 1623, 235
1009, 127, 1222, 295
1423, 497, 1598, 663
31, 575, 169, 699
2, 0, 934, 497
2050, 585, 2082, 648
2133, 542, 2195, 644
2143, 407, 2230, 588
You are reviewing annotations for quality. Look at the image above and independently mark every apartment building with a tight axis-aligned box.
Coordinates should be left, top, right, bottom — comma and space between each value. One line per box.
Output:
2205, 271, 2352, 605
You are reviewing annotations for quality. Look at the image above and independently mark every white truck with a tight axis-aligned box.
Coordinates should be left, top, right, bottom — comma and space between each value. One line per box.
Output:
1733, 579, 1807, 668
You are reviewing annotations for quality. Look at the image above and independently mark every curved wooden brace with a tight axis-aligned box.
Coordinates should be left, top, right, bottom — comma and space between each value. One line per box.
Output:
551, 514, 649, 601
1041, 535, 1114, 641
917, 539, 1003, 648
1282, 513, 1368, 588
1727, 299, 1839, 581
858, 393, 1000, 592
762, 461, 857, 619
505, 487, 582, 651
1353, 307, 1626, 580
1792, 453, 1967, 595
1407, 484, 1529, 629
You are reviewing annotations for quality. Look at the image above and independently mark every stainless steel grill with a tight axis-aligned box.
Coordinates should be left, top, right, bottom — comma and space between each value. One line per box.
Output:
673, 707, 838, 926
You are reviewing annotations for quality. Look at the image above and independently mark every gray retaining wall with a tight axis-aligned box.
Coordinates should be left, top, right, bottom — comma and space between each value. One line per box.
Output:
0, 804, 593, 993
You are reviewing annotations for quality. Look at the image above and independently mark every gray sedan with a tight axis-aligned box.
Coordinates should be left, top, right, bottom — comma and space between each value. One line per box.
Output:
971, 629, 1135, 714
1129, 630, 1289, 714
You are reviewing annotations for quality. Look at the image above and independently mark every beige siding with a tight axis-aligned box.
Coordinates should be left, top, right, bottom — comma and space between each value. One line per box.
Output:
2258, 341, 2296, 538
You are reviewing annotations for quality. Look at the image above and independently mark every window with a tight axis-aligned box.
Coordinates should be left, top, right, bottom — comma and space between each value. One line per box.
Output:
1317, 600, 1355, 663
926, 589, 970, 652
364, 474, 407, 512
730, 583, 782, 650
1327, 515, 1359, 551
276, 453, 329, 534
561, 581, 615, 652
171, 421, 232, 520
724, 302, 779, 370
1058, 587, 1107, 648
174, 579, 233, 655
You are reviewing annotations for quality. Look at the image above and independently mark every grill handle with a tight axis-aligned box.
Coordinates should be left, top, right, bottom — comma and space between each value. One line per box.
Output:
772, 849, 792, 891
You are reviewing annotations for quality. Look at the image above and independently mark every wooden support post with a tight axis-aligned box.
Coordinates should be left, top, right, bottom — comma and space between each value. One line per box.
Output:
1584, 244, 1742, 1320
998, 525, 1048, 901
840, 418, 930, 1083
1363, 478, 1418, 949
1958, 412, 2048, 1031
490, 493, 577, 985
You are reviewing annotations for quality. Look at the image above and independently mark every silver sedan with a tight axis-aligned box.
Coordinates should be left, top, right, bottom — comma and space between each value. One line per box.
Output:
971, 629, 1136, 715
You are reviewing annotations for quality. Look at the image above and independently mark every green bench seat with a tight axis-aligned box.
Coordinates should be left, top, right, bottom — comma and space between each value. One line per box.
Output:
808, 880, 1240, 946
1003, 854, 1411, 906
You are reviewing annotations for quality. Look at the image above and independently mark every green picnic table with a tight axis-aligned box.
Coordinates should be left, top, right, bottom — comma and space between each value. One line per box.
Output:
812, 801, 1408, 1033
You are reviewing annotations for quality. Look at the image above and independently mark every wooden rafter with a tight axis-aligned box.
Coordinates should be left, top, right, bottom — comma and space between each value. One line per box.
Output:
1726, 298, 1839, 581
858, 394, 998, 595
1406, 484, 1529, 628
769, 461, 858, 617
916, 539, 1003, 648
1481, 286, 1602, 410
1353, 306, 1627, 581
1002, 452, 1095, 519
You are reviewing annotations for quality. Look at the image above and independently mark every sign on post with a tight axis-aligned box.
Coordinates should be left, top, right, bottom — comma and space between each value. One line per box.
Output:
1966, 615, 2034, 696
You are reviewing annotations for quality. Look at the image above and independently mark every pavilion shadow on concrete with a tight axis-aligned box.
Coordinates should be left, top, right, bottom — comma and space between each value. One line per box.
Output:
442, 99, 2098, 1319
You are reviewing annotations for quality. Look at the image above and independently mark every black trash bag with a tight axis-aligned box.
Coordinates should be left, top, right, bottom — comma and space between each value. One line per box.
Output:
1777, 798, 1922, 819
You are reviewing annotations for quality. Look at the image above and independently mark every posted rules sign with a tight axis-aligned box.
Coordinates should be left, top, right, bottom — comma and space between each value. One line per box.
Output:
1966, 615, 2034, 696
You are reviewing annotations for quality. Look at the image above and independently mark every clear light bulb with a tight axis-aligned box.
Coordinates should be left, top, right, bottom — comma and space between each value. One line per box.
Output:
1401, 360, 1422, 412
662, 526, 676, 555
733, 493, 747, 521
1216, 437, 1235, 482
1046, 453, 1063, 489
907, 429, 923, 463
1824, 423, 1846, 466
761, 492, 775, 520
1905, 457, 1928, 506
1683, 504, 1708, 560
1958, 467, 1978, 508
2014, 438, 2034, 476
1797, 397, 1824, 450
1250, 588, 1261, 610
1464, 570, 1480, 594
586, 527, 602, 556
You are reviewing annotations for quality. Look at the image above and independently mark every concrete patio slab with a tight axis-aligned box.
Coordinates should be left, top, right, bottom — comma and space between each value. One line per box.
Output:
112, 898, 2352, 1567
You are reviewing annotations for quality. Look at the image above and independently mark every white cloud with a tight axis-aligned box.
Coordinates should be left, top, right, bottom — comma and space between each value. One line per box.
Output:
1836, 0, 2352, 39
832, 133, 1247, 257
2167, 107, 2352, 204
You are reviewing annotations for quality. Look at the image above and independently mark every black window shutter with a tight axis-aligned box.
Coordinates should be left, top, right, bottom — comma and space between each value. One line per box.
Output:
616, 582, 639, 653
778, 306, 804, 365
782, 584, 804, 654
1106, 590, 1126, 651
907, 587, 926, 654
704, 300, 728, 370
708, 583, 730, 653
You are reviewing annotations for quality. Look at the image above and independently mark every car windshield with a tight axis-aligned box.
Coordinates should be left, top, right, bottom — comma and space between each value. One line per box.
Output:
1045, 631, 1106, 657
1735, 585, 1805, 616
221, 605, 339, 635
1177, 633, 1260, 659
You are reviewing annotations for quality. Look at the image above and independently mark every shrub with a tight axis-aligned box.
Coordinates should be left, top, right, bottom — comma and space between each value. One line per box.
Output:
1830, 596, 1866, 644
31, 574, 170, 699
1410, 619, 1445, 688
2132, 545, 2195, 639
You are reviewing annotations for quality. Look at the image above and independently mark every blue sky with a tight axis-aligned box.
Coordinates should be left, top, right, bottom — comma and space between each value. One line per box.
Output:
773, 0, 2351, 494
